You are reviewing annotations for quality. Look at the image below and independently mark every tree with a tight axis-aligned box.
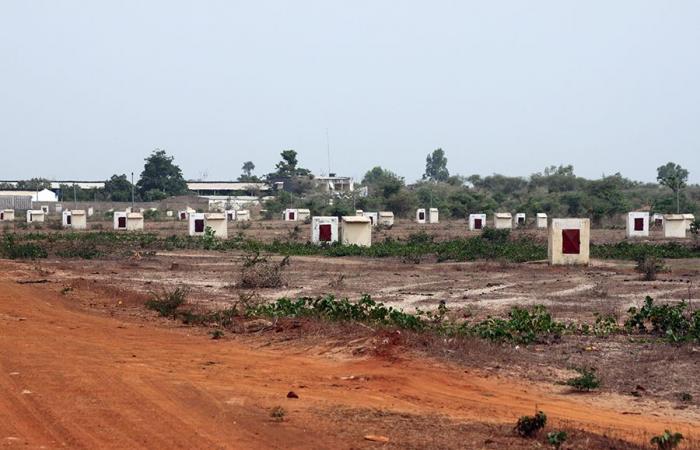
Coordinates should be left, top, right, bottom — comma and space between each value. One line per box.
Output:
423, 148, 449, 182
16, 178, 52, 191
240, 161, 256, 181
104, 174, 135, 202
136, 149, 188, 200
362, 167, 404, 198
657, 162, 689, 213
269, 150, 310, 179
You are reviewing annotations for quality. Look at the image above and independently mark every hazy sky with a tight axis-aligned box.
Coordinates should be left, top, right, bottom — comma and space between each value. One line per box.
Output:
1, 1, 698, 184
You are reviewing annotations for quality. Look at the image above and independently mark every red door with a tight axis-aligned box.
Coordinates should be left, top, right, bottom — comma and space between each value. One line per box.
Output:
419, 212, 425, 220
194, 219, 205, 233
66, 215, 71, 225
180, 212, 186, 220
634, 218, 644, 231
474, 218, 482, 229
289, 212, 295, 220
319, 224, 332, 242
118, 217, 126, 228
562, 229, 580, 254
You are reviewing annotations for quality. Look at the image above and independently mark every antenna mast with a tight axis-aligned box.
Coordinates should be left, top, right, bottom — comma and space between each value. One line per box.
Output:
326, 128, 331, 175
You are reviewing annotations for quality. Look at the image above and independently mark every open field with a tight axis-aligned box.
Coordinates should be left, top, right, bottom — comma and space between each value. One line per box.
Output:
2, 219, 700, 449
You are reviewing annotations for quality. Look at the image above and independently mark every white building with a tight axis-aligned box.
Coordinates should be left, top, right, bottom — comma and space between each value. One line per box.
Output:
114, 211, 128, 230
340, 216, 372, 247
536, 213, 548, 229
188, 213, 206, 236
548, 218, 590, 266
652, 213, 664, 228
126, 212, 144, 231
515, 213, 526, 227
469, 214, 486, 231
204, 213, 227, 238
626, 212, 649, 238
378, 211, 394, 227
235, 210, 250, 221
63, 210, 87, 230
683, 214, 696, 231
225, 210, 236, 221
297, 209, 311, 222
494, 213, 512, 229
26, 210, 45, 223
283, 209, 298, 221
0, 209, 15, 221
312, 216, 339, 245
428, 208, 439, 224
664, 214, 687, 238
416, 208, 426, 224
362, 211, 378, 227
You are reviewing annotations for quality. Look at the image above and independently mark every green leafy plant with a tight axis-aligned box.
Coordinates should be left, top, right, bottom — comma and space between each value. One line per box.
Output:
565, 367, 600, 391
547, 431, 567, 449
472, 305, 565, 344
515, 411, 547, 437
145, 287, 188, 318
651, 430, 683, 450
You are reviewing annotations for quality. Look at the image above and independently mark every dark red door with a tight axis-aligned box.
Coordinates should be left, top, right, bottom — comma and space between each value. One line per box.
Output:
562, 229, 580, 254
518, 217, 524, 224
118, 217, 126, 228
289, 212, 295, 220
655, 218, 663, 226
194, 219, 204, 233
180, 212, 186, 219
474, 218, 482, 229
319, 224, 332, 242
419, 212, 425, 220
66, 215, 71, 225
634, 218, 644, 231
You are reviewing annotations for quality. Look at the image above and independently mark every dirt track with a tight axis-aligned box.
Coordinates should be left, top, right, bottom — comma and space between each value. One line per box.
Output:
1, 274, 699, 449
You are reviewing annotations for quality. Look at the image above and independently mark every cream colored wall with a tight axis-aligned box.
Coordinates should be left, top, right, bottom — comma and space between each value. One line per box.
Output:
494, 217, 512, 229
71, 212, 87, 230
548, 218, 590, 266
664, 216, 687, 238
341, 222, 372, 247
126, 214, 144, 231
205, 218, 228, 239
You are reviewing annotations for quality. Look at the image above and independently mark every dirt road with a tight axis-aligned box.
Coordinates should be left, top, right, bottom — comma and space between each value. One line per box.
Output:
1, 274, 698, 449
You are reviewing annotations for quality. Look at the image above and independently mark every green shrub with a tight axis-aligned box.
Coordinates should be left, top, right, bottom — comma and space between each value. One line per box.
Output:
547, 431, 567, 449
145, 287, 188, 318
625, 296, 700, 343
515, 411, 547, 437
0, 234, 48, 259
472, 305, 565, 344
651, 430, 683, 450
565, 367, 600, 391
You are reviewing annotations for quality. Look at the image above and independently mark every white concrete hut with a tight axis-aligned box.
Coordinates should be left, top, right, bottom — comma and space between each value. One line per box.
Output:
355, 210, 364, 216
469, 214, 486, 231
340, 216, 372, 247
515, 213, 526, 227
363, 211, 378, 227
0, 209, 15, 221
416, 208, 427, 224
126, 212, 144, 231
494, 213, 512, 229
113, 211, 128, 230
284, 209, 298, 221
652, 213, 664, 228
63, 210, 87, 229
188, 213, 206, 236
664, 214, 687, 238
626, 212, 649, 238
297, 209, 311, 222
428, 208, 439, 224
548, 218, 590, 266
312, 216, 339, 245
536, 213, 548, 228
26, 210, 45, 223
204, 213, 227, 238
225, 210, 236, 221
235, 210, 250, 221
378, 211, 394, 227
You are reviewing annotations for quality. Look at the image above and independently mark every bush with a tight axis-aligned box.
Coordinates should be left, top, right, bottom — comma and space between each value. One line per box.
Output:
0, 234, 47, 259
145, 287, 188, 318
515, 411, 547, 437
472, 305, 565, 344
651, 430, 683, 450
565, 367, 600, 391
625, 296, 700, 343
239, 252, 289, 289
481, 227, 510, 243
269, 406, 286, 422
143, 209, 161, 220
547, 431, 567, 449
636, 255, 665, 281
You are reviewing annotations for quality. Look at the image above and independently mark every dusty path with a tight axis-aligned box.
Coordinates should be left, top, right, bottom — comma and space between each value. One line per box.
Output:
1, 276, 699, 449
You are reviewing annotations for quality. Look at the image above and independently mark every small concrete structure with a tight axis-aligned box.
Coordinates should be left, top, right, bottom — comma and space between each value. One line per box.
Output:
626, 212, 649, 238
494, 213, 512, 229
225, 210, 236, 221
469, 213, 486, 231
428, 208, 439, 224
26, 210, 45, 223
664, 214, 687, 238
514, 213, 526, 227
416, 208, 426, 224
536, 213, 548, 229
166, 210, 174, 217
355, 210, 364, 216
62, 210, 72, 227
297, 209, 311, 222
312, 216, 339, 244
378, 211, 394, 227
284, 209, 298, 221
188, 213, 206, 236
683, 214, 696, 231
548, 218, 590, 266
235, 210, 250, 221
40, 205, 49, 214
178, 208, 195, 220
126, 212, 144, 231
87, 207, 94, 217
362, 211, 378, 227
113, 211, 128, 230
0, 209, 15, 221
65, 210, 87, 230
204, 213, 227, 239
340, 216, 372, 247
652, 213, 664, 228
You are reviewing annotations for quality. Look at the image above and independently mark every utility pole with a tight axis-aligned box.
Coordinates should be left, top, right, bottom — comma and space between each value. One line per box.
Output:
73, 183, 77, 209
131, 172, 135, 210
326, 128, 331, 176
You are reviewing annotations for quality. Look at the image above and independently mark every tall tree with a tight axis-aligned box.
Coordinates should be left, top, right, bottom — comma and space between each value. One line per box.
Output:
16, 178, 52, 191
240, 161, 256, 181
136, 149, 188, 200
362, 166, 404, 198
657, 162, 689, 213
104, 174, 135, 202
423, 148, 449, 182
